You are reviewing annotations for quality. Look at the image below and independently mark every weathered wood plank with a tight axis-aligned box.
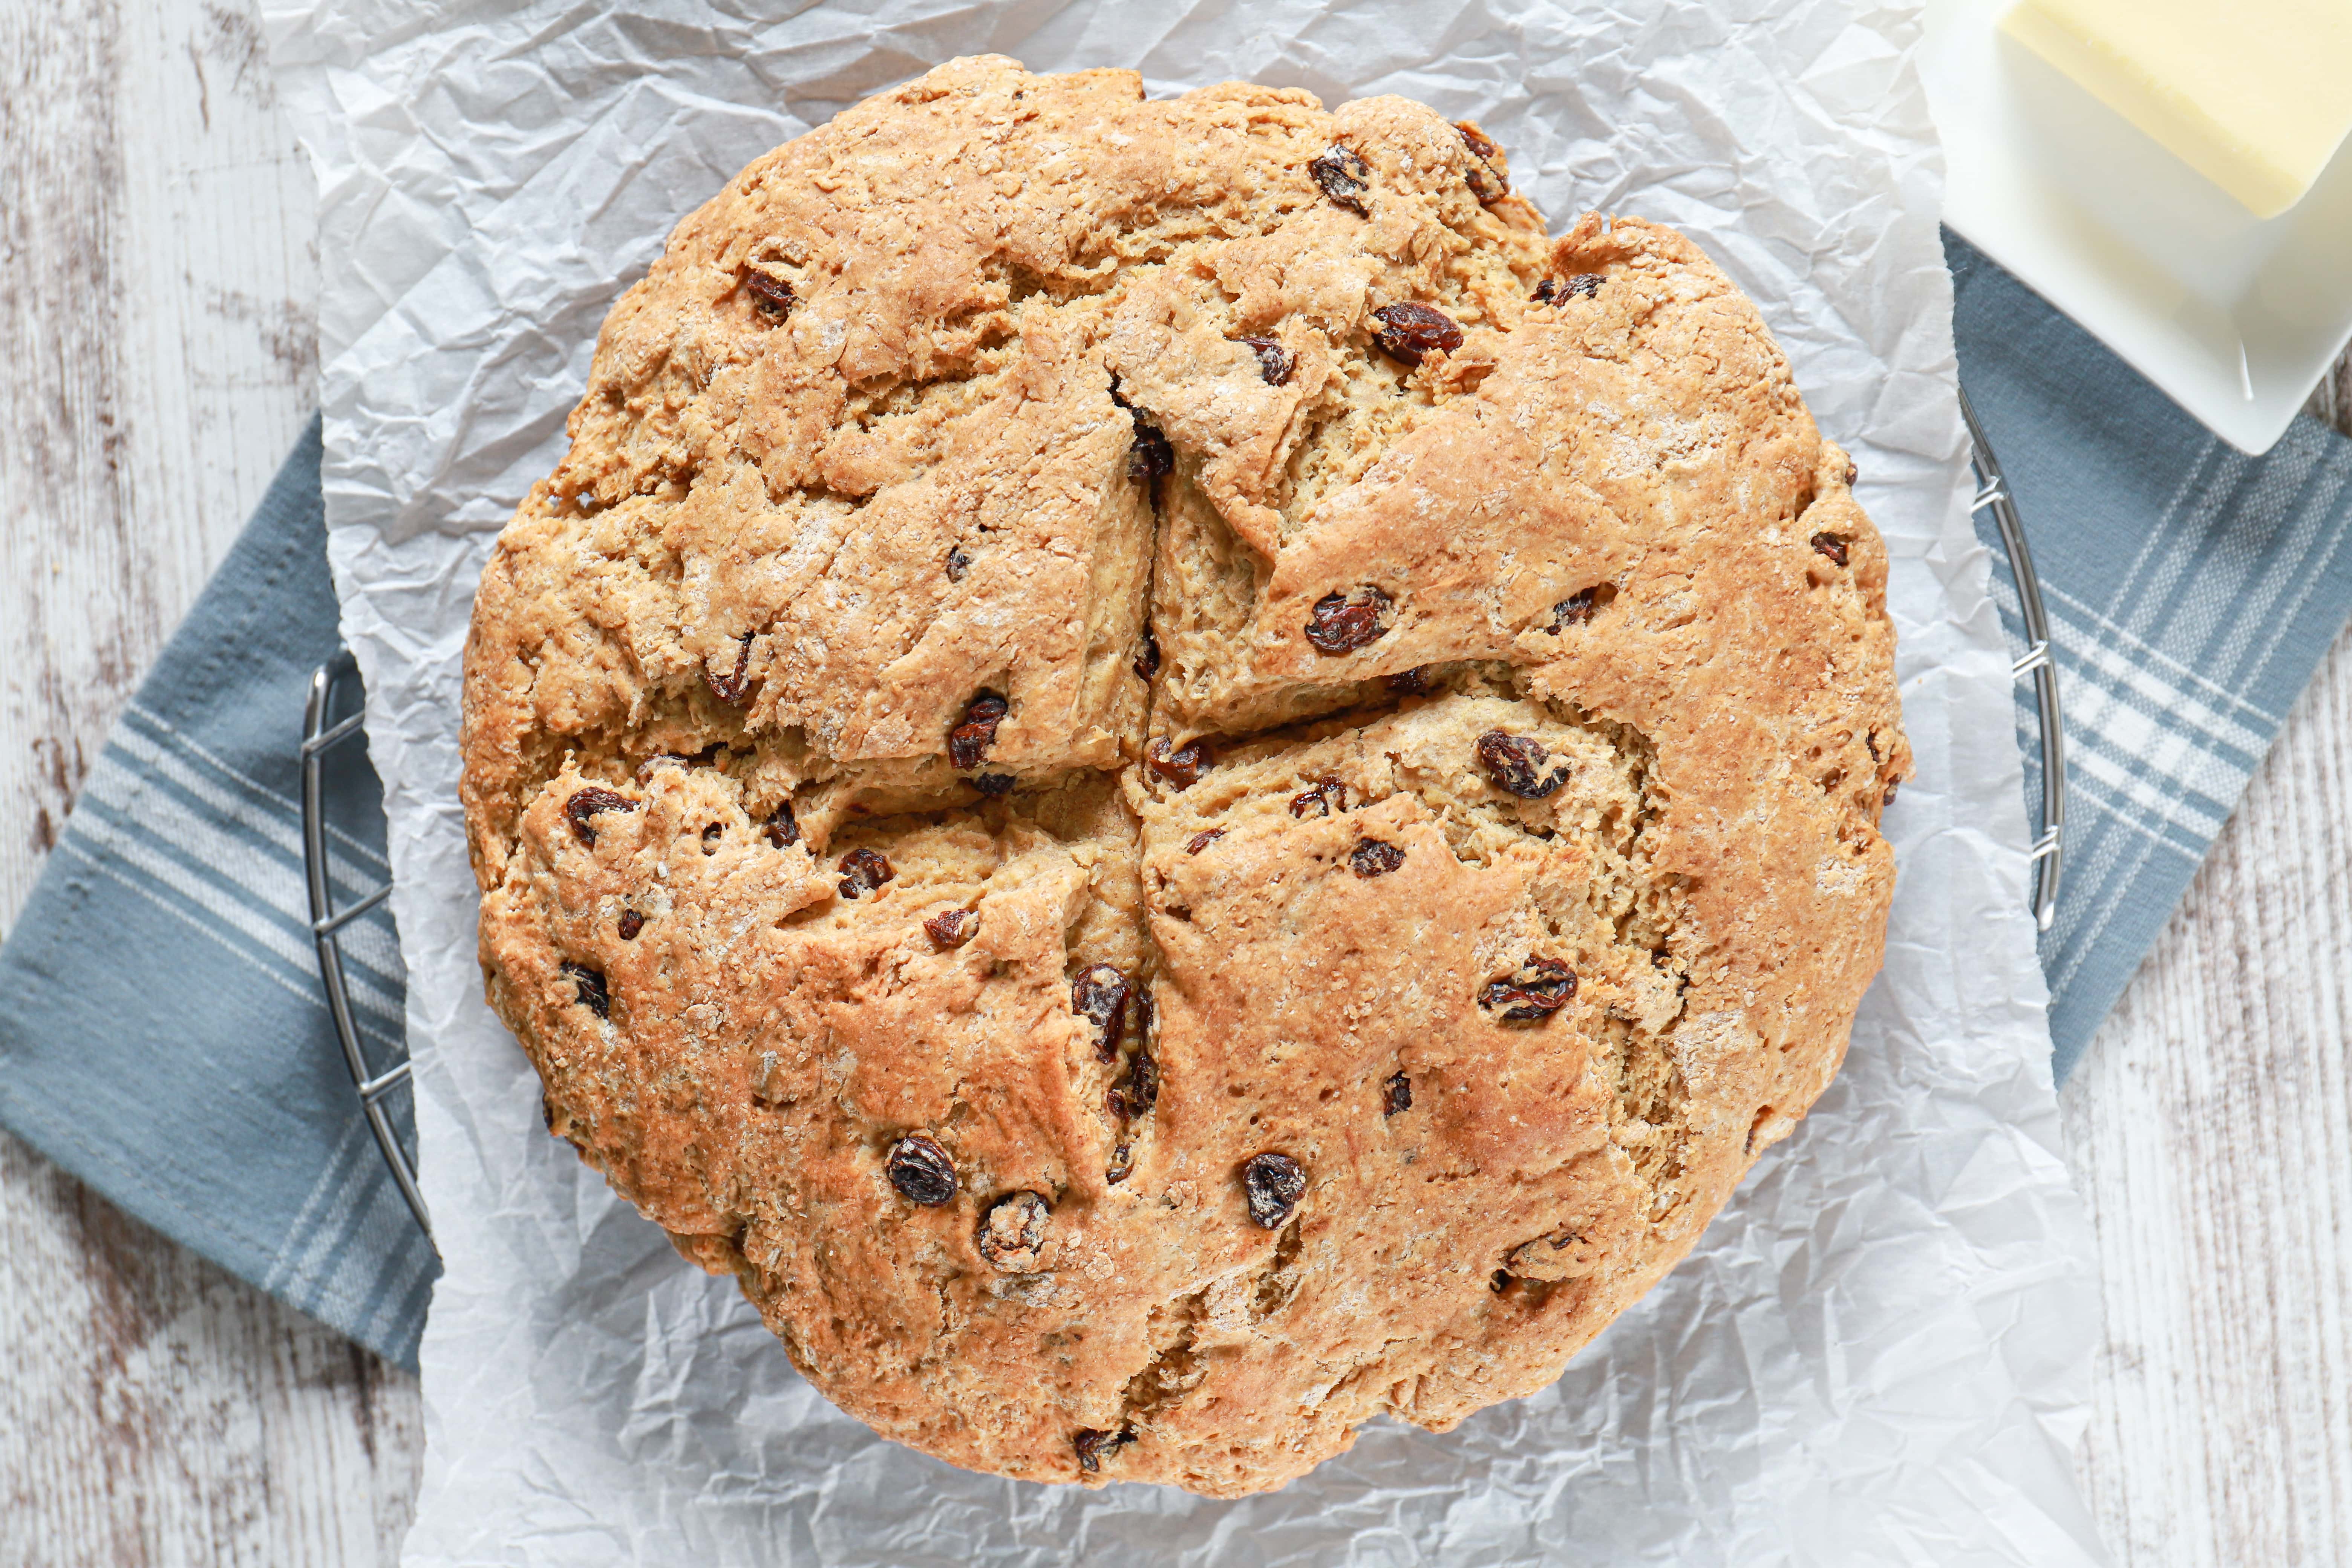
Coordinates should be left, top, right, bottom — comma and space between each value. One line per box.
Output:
2308, 353, 2352, 434
0, 0, 418, 1562
0, 1132, 423, 1567
0, 0, 321, 920
2064, 550, 2352, 1565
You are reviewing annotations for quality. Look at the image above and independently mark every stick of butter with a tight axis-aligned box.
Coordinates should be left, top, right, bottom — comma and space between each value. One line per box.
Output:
2001, 0, 2352, 219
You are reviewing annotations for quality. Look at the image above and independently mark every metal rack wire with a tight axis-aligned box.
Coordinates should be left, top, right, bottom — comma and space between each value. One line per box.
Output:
305, 404, 2066, 1230
1960, 386, 2067, 932
302, 647, 433, 1243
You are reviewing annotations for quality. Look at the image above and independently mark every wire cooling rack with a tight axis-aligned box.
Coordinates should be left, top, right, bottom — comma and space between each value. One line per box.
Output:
302, 647, 433, 1243
304, 404, 2067, 1234
1960, 386, 2067, 931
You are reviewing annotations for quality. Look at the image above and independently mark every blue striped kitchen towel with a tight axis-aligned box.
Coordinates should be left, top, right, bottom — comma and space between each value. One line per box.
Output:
1949, 233, 2352, 1083
0, 417, 436, 1369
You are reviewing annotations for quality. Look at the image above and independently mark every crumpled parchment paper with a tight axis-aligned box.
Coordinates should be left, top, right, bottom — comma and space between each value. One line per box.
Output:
262, 2, 2107, 1561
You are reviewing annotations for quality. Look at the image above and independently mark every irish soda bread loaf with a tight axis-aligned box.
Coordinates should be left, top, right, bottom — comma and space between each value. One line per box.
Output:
460, 57, 1909, 1498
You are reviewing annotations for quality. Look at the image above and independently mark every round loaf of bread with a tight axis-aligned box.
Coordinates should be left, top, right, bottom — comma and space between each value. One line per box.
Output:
460, 56, 1909, 1497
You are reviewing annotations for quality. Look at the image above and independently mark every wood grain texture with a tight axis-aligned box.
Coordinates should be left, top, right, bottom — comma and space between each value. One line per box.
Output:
0, 1132, 423, 1568
2307, 353, 2352, 437
0, 0, 418, 1563
2064, 565, 2352, 1565
0, 0, 320, 914
0, 0, 2347, 1557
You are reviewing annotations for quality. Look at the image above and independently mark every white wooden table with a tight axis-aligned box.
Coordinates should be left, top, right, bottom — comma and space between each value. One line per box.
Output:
2, 2, 2347, 1561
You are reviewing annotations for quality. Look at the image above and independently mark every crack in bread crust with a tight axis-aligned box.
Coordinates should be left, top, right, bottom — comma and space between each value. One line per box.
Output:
460, 57, 1911, 1499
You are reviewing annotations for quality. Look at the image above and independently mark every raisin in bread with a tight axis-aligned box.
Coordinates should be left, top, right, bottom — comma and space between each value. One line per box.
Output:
460, 55, 1909, 1498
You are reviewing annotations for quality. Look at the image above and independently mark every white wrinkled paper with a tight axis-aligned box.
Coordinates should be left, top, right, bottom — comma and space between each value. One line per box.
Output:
263, 2, 2106, 1560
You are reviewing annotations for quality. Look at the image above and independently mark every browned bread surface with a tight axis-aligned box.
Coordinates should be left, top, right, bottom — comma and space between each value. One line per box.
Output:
459, 56, 1909, 1498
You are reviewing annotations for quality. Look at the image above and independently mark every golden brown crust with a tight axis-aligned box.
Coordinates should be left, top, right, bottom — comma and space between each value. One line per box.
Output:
459, 57, 1910, 1497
